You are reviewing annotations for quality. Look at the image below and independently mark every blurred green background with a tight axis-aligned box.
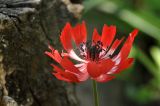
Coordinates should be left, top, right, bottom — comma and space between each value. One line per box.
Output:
76, 0, 160, 106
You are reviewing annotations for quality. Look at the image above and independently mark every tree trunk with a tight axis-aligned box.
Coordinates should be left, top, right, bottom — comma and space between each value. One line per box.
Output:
0, 0, 83, 106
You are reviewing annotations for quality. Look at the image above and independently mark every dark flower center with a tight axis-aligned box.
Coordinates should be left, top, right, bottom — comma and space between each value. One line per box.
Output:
79, 40, 102, 61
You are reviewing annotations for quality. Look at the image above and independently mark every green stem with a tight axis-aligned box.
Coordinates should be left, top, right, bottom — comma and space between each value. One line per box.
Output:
92, 80, 100, 106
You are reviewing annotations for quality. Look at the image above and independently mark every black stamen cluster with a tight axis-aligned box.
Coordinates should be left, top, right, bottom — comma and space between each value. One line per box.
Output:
86, 40, 103, 61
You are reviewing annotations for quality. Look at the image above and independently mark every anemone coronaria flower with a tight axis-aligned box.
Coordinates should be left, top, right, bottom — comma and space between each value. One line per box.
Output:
45, 21, 138, 83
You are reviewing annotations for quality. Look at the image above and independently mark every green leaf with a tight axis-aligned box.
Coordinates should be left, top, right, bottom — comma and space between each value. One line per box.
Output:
133, 46, 158, 76
96, 1, 160, 42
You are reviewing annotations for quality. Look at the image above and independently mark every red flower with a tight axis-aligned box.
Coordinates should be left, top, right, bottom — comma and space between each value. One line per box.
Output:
45, 21, 138, 83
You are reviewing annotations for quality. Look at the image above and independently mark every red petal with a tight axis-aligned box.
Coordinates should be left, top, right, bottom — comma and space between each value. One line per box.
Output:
87, 59, 114, 78
92, 28, 101, 42
94, 74, 115, 83
60, 22, 72, 51
45, 46, 62, 63
52, 65, 80, 82
101, 25, 116, 49
72, 21, 87, 45
113, 58, 134, 74
118, 29, 138, 61
78, 70, 89, 81
108, 37, 124, 55
60, 57, 82, 74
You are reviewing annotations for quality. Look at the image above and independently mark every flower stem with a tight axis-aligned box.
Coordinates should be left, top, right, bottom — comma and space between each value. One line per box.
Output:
92, 80, 100, 106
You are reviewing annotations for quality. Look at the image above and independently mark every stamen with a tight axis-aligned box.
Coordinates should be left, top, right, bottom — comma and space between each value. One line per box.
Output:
86, 40, 103, 61
79, 42, 85, 52
78, 41, 109, 61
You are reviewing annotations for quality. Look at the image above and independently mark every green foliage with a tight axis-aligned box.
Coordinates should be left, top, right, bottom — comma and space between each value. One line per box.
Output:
83, 0, 160, 104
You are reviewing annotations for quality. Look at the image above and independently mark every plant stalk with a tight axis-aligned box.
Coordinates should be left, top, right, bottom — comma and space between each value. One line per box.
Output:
92, 80, 100, 106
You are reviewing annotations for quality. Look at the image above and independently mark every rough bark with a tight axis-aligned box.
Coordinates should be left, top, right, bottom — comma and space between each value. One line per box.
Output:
0, 0, 83, 106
